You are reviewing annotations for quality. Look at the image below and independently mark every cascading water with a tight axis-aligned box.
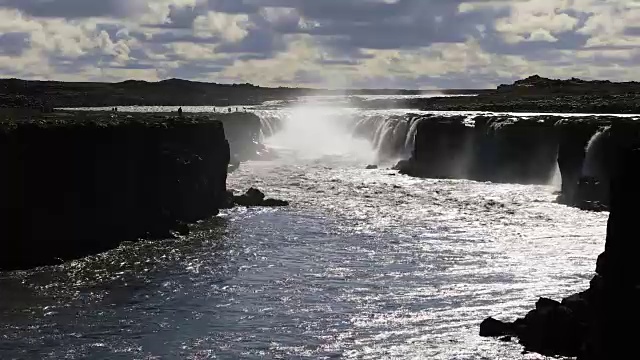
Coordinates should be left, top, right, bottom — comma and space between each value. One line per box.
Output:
582, 126, 611, 179
548, 162, 562, 190
257, 101, 376, 163
404, 116, 425, 155
252, 104, 430, 164
253, 110, 283, 141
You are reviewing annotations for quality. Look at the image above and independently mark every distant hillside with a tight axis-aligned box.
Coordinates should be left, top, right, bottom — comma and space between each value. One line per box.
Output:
0, 78, 489, 109
496, 75, 640, 95
0, 78, 318, 108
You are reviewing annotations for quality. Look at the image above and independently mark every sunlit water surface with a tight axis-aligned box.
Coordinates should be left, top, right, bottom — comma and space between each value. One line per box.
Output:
1, 102, 608, 359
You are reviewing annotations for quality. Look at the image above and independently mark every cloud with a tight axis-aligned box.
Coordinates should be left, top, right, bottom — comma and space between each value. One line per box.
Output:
0, 0, 149, 19
0, 0, 638, 88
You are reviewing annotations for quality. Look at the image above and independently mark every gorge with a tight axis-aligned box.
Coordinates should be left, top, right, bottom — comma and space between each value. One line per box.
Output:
0, 76, 638, 358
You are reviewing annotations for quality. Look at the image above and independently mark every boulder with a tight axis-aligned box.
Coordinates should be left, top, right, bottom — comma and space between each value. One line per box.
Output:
480, 317, 514, 337
516, 300, 586, 357
393, 159, 411, 171
233, 188, 289, 207
535, 297, 561, 311
366, 164, 378, 169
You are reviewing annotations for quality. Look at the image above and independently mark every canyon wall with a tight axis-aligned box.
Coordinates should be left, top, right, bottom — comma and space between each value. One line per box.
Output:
478, 120, 640, 359
0, 112, 252, 270
218, 112, 264, 161
378, 113, 636, 210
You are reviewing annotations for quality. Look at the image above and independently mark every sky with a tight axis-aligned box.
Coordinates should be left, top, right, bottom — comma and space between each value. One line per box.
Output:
0, 0, 638, 89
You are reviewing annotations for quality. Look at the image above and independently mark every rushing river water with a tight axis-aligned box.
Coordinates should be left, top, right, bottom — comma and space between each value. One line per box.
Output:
1, 100, 609, 359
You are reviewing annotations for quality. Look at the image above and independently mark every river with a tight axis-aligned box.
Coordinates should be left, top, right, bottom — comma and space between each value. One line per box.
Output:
0, 98, 608, 359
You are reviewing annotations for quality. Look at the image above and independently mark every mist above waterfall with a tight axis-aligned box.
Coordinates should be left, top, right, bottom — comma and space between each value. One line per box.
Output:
263, 98, 377, 164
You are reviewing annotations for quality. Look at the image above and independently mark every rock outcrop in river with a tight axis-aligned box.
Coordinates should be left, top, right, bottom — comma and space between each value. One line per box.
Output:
480, 122, 640, 359
0, 112, 236, 270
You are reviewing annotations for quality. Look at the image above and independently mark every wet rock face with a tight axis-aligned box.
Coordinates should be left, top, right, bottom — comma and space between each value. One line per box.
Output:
0, 115, 231, 270
218, 112, 263, 161
472, 117, 558, 184
408, 116, 473, 179
556, 121, 612, 210
399, 115, 558, 185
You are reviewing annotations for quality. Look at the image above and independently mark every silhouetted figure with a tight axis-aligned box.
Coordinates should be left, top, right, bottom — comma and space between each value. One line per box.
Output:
178, 107, 183, 117
228, 108, 231, 113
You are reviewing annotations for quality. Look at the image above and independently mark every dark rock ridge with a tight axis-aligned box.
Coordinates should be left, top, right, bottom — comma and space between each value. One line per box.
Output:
0, 112, 238, 270
398, 75, 640, 114
381, 113, 637, 210
480, 122, 640, 359
0, 78, 312, 108
0, 78, 486, 110
496, 75, 640, 95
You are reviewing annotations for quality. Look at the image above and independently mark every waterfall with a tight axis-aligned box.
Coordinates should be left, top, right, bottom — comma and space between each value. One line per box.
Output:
548, 162, 562, 190
582, 126, 610, 178
347, 113, 442, 162
253, 110, 285, 141
253, 107, 435, 163
404, 116, 425, 155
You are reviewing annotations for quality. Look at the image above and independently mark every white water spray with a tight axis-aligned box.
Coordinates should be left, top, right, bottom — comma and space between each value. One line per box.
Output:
253, 101, 444, 165
582, 126, 610, 178
263, 99, 377, 163
548, 162, 562, 190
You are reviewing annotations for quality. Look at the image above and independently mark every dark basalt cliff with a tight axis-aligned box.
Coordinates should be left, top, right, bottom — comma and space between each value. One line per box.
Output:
0, 112, 259, 270
395, 114, 634, 211
220, 112, 263, 161
402, 115, 558, 184
480, 123, 640, 359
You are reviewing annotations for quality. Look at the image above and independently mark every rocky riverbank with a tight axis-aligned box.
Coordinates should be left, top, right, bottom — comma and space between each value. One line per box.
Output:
480, 122, 640, 359
0, 111, 279, 270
